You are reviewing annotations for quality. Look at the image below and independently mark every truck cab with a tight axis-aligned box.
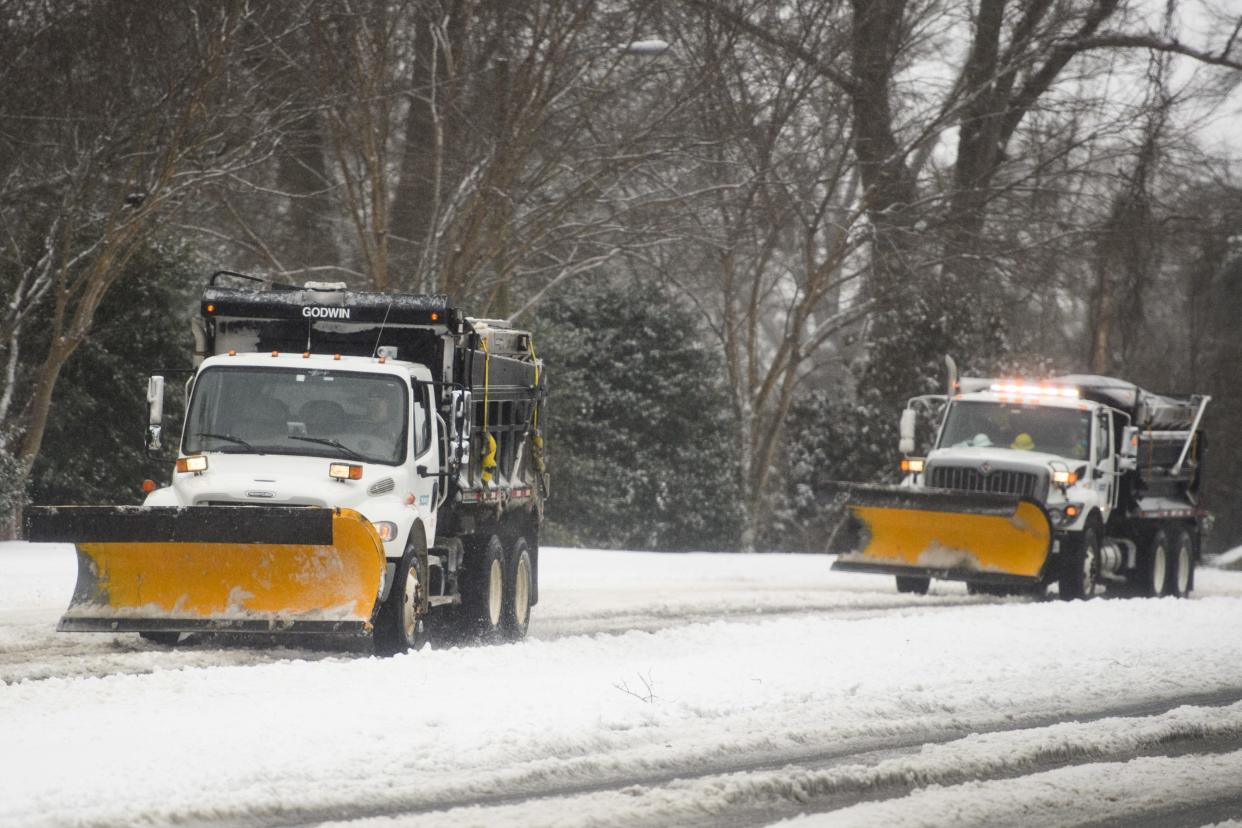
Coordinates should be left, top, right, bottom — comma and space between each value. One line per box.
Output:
145, 351, 442, 570
910, 384, 1120, 538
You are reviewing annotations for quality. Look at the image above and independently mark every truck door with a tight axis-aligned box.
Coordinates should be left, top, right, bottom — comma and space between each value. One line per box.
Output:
411, 383, 440, 543
1094, 409, 1118, 512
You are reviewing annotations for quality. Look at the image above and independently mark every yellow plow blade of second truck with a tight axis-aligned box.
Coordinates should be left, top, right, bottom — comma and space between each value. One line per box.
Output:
24, 506, 386, 636
826, 485, 1053, 585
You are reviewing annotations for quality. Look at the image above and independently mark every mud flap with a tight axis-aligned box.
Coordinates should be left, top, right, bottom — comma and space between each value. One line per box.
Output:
826, 485, 1053, 585
24, 506, 386, 636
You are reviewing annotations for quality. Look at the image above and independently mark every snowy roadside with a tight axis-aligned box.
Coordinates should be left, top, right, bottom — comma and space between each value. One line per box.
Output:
4, 543, 1242, 827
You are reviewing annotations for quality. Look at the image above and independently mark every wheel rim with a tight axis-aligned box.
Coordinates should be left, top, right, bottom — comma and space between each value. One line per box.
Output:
514, 555, 531, 626
402, 569, 420, 643
487, 558, 503, 626
1082, 537, 1097, 595
1176, 544, 1191, 595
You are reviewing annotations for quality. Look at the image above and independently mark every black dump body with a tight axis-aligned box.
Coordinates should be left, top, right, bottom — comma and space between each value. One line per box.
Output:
199, 274, 547, 530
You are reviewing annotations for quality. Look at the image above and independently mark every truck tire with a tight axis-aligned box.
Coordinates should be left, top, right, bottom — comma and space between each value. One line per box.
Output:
895, 576, 930, 595
1135, 528, 1170, 598
1059, 525, 1100, 600
1166, 528, 1194, 598
502, 537, 533, 641
461, 534, 505, 643
374, 539, 429, 656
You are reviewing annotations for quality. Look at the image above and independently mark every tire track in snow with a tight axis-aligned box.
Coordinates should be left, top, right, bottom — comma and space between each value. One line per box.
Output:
260, 690, 1242, 828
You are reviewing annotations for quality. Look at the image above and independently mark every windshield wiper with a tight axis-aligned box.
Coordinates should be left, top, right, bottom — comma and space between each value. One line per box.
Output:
288, 435, 365, 460
195, 431, 254, 450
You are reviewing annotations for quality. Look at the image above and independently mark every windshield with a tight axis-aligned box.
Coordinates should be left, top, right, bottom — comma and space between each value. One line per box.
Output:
938, 400, 1090, 459
183, 366, 408, 465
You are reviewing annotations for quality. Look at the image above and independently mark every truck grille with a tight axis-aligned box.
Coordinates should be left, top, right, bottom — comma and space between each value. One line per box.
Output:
928, 466, 1044, 499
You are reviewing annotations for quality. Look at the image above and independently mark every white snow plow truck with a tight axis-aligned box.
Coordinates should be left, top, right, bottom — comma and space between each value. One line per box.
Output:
25, 271, 548, 653
828, 365, 1209, 599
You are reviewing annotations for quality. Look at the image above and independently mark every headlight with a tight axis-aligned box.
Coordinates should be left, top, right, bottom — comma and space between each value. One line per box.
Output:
900, 457, 925, 473
329, 463, 363, 481
175, 455, 208, 473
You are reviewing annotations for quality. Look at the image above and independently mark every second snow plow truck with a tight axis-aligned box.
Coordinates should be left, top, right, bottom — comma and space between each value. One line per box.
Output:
828, 364, 1209, 599
25, 272, 548, 653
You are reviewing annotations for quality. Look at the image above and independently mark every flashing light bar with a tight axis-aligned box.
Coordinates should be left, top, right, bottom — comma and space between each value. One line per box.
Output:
989, 383, 1079, 399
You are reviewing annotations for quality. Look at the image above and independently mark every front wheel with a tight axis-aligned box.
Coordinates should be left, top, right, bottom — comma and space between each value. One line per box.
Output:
374, 540, 429, 656
896, 576, 930, 595
1059, 525, 1100, 600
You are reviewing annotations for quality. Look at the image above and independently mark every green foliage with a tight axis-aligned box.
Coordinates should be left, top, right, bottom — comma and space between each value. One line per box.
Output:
535, 277, 743, 551
28, 243, 198, 506
769, 391, 897, 551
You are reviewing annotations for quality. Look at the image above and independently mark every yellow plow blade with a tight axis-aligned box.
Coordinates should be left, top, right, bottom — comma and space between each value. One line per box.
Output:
25, 506, 386, 635
828, 485, 1053, 584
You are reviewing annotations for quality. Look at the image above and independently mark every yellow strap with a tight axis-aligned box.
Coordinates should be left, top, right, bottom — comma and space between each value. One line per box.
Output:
482, 337, 490, 432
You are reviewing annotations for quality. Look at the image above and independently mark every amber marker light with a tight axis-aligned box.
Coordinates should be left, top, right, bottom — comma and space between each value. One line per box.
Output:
430, 312, 440, 321
141, 479, 157, 494
329, 463, 363, 481
205, 303, 216, 313
228, 349, 237, 356
176, 455, 208, 473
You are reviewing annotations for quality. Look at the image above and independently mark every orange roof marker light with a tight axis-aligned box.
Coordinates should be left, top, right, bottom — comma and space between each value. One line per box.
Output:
303, 351, 311, 358
989, 382, 1079, 399
227, 349, 237, 357
271, 350, 280, 357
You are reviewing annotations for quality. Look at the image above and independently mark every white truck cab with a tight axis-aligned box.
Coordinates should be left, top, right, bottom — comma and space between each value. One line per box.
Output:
146, 351, 442, 570
908, 384, 1120, 535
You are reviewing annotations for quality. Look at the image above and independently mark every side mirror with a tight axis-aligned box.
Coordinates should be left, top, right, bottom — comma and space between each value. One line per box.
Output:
1117, 425, 1138, 472
898, 408, 917, 455
146, 375, 165, 452
449, 388, 472, 468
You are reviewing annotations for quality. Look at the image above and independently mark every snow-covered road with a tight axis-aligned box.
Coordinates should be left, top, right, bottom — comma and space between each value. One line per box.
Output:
4, 542, 1242, 827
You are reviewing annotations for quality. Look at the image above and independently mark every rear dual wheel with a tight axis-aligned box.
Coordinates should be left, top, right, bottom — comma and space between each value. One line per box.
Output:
462, 535, 506, 643
503, 538, 533, 641
1134, 528, 1170, 598
461, 534, 534, 643
1165, 528, 1195, 598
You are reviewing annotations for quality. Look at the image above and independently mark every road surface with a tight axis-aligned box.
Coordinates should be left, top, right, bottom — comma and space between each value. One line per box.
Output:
4, 543, 1242, 827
